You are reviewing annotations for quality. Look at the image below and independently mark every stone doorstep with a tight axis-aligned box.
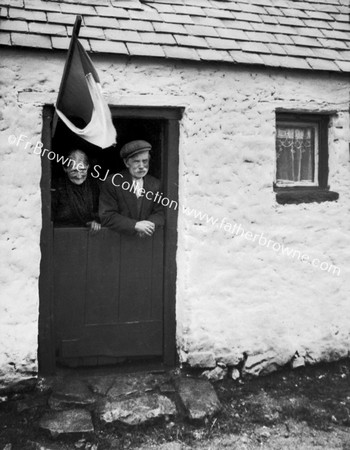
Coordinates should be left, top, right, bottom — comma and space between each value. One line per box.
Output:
98, 392, 177, 425
96, 376, 222, 426
48, 394, 96, 411
39, 409, 94, 437
103, 372, 170, 400
48, 379, 96, 410
35, 371, 222, 435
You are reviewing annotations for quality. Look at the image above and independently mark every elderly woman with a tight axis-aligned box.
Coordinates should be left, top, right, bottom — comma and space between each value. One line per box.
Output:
52, 149, 101, 231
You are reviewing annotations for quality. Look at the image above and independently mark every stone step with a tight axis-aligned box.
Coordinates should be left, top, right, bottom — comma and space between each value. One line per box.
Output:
39, 409, 94, 437
37, 372, 222, 435
98, 392, 177, 425
48, 379, 96, 410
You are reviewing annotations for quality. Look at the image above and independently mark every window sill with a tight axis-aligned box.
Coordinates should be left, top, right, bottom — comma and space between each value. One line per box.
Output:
275, 188, 339, 205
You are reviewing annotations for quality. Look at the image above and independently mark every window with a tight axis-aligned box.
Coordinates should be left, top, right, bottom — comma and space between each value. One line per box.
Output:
276, 123, 318, 187
274, 112, 338, 204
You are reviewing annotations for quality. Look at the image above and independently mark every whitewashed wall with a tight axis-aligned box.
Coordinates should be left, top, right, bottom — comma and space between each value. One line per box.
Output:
1, 48, 349, 387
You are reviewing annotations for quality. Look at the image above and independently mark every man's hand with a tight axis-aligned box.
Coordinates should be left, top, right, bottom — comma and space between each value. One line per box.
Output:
135, 220, 155, 237
87, 220, 101, 233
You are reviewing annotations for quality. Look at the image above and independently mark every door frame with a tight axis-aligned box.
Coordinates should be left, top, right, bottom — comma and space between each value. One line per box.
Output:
38, 105, 183, 374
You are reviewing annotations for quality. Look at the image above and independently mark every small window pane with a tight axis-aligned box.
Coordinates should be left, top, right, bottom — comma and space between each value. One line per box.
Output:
276, 126, 315, 184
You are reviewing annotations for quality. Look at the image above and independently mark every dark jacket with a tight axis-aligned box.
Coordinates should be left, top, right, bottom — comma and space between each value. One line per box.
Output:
99, 170, 164, 235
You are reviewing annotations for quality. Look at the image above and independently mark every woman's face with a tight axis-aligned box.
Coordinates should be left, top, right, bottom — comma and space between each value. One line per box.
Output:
66, 166, 89, 185
64, 151, 89, 185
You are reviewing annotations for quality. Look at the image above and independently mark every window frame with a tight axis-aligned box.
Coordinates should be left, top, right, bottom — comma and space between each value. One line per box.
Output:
275, 121, 319, 188
274, 112, 338, 205
275, 112, 329, 190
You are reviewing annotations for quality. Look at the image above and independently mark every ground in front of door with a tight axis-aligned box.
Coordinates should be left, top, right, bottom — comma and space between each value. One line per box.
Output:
1, 360, 350, 449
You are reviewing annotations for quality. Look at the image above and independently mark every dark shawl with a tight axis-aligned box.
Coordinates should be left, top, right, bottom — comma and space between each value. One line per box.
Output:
52, 175, 100, 226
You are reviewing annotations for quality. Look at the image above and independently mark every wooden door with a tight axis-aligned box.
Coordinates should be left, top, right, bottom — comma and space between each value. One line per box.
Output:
39, 106, 181, 373
53, 227, 164, 363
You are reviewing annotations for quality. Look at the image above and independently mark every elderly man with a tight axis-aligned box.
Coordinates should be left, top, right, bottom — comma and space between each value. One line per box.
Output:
99, 140, 164, 236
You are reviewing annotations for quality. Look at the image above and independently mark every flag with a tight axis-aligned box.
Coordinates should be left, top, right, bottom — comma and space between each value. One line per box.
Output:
54, 16, 116, 149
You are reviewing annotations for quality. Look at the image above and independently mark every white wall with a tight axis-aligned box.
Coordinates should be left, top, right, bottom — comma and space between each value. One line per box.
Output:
0, 48, 349, 387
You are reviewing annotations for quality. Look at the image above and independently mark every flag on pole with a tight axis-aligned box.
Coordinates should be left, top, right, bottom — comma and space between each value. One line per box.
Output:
53, 16, 116, 149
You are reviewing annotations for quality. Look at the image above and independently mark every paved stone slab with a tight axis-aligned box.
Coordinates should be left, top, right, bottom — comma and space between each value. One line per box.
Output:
39, 409, 94, 436
177, 377, 222, 420
99, 393, 177, 425
106, 373, 169, 400
49, 379, 96, 410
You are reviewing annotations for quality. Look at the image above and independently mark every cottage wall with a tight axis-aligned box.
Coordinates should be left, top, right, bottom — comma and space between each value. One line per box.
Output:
1, 48, 349, 386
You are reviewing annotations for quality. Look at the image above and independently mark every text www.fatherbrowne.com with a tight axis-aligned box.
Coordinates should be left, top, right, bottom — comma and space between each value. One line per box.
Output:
9, 134, 341, 277
180, 206, 340, 277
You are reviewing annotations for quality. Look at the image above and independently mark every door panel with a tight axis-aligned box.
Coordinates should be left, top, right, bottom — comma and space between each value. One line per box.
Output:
54, 230, 88, 339
85, 231, 121, 325
61, 322, 163, 358
53, 227, 164, 363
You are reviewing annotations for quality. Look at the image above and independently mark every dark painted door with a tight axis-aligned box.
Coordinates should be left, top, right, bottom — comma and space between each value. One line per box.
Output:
53, 227, 164, 363
39, 107, 180, 373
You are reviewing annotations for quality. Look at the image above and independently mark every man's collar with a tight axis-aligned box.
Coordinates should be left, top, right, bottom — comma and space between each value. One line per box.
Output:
131, 176, 144, 183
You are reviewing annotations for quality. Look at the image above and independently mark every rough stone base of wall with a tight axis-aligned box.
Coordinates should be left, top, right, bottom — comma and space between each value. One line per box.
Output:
0, 326, 38, 391
0, 369, 37, 393
0, 376, 37, 395
181, 344, 350, 378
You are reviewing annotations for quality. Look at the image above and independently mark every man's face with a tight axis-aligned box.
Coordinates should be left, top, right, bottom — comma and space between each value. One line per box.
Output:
125, 150, 150, 179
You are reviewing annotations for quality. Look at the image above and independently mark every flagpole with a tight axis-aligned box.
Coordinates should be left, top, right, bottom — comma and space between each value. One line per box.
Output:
73, 15, 82, 37
52, 15, 82, 136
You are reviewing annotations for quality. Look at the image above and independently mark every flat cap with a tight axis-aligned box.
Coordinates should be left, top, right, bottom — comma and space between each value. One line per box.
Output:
120, 140, 152, 159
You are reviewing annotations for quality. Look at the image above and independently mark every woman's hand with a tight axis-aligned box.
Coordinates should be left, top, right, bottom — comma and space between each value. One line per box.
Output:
87, 220, 101, 233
